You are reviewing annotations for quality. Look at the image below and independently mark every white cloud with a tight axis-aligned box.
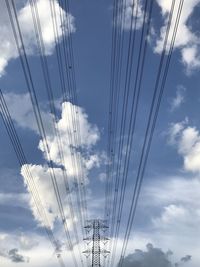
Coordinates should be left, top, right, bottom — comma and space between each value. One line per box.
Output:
0, 232, 38, 262
170, 86, 186, 111
0, 248, 29, 263
106, 134, 200, 267
18, 0, 75, 55
167, 118, 188, 145
0, 231, 81, 267
118, 0, 144, 30
143, 176, 200, 209
2, 91, 102, 229
152, 204, 191, 229
169, 120, 200, 173
3, 92, 59, 137
13, 98, 102, 229
144, 176, 200, 236
4, 92, 42, 132
154, 0, 200, 72
38, 102, 100, 179
125, 175, 200, 267
19, 234, 38, 251
21, 164, 70, 228
0, 0, 75, 76
84, 154, 101, 170
182, 45, 200, 71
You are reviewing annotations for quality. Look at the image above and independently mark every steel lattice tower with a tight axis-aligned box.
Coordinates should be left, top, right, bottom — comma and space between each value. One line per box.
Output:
92, 220, 101, 267
83, 219, 110, 267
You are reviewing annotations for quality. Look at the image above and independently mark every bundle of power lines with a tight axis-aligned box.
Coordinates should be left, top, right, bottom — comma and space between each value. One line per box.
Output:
0, 0, 185, 267
104, 0, 184, 267
0, 0, 89, 266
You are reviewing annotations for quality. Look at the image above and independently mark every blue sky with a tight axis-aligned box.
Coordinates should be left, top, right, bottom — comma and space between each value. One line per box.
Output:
0, 0, 200, 266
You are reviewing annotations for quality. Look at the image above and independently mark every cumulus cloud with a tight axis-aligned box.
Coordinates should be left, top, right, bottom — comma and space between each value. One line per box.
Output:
144, 176, 200, 209
0, 231, 73, 266
140, 175, 200, 266
0, 248, 28, 263
118, 0, 144, 30
0, 0, 75, 76
118, 243, 191, 267
168, 120, 200, 173
15, 99, 102, 229
170, 86, 186, 111
4, 92, 58, 135
21, 164, 68, 228
152, 204, 193, 231
3, 92, 38, 132
115, 171, 200, 267
1, 92, 102, 228
154, 0, 200, 72
0, 233, 32, 263
38, 102, 100, 178
142, 161, 200, 241
0, 231, 83, 267
0, 232, 38, 252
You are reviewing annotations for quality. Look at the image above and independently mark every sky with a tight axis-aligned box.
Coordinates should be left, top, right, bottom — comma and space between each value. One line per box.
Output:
0, 0, 200, 266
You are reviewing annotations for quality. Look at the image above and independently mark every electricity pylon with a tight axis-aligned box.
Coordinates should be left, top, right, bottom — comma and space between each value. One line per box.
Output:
83, 219, 110, 267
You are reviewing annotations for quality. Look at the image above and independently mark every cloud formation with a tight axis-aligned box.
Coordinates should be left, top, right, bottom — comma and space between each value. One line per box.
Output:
154, 0, 200, 72
0, 231, 80, 267
4, 92, 55, 135
0, 248, 28, 263
16, 99, 101, 229
169, 120, 200, 173
138, 174, 200, 267
0, 233, 31, 263
4, 92, 40, 132
118, 243, 191, 267
0, 0, 75, 76
118, 0, 144, 30
170, 86, 186, 111
2, 92, 103, 228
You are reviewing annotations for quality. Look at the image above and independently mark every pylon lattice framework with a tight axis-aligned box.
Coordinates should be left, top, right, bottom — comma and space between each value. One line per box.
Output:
83, 219, 110, 267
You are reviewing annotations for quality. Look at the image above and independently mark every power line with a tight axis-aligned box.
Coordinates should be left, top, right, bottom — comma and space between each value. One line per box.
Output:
27, 1, 84, 264
105, 0, 151, 265
0, 89, 66, 267
118, 1, 184, 265
57, 0, 89, 231
109, 0, 154, 265
5, 1, 79, 266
